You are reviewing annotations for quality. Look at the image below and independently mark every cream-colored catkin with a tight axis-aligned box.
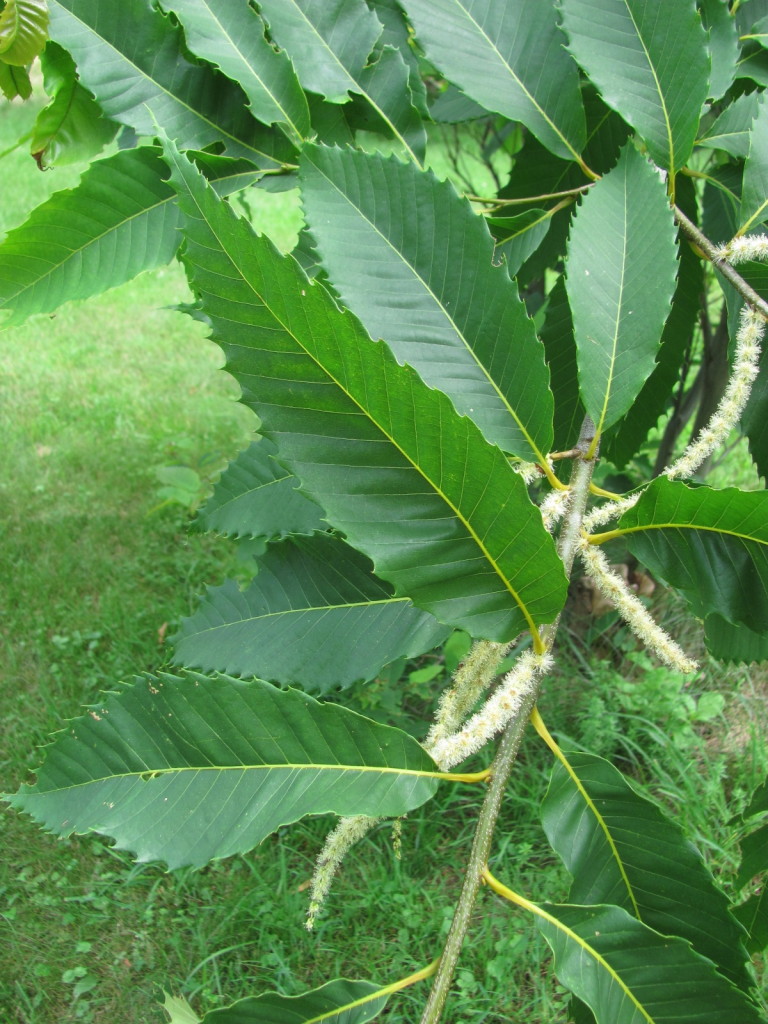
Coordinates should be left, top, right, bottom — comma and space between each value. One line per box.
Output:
665, 305, 765, 482
541, 486, 573, 531
582, 493, 640, 532
425, 639, 509, 748
715, 234, 768, 265
306, 815, 380, 930
426, 650, 553, 771
512, 460, 541, 484
579, 539, 697, 673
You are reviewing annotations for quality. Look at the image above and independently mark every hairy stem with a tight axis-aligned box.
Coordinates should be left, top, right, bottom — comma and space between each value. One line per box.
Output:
419, 420, 597, 1024
674, 206, 768, 319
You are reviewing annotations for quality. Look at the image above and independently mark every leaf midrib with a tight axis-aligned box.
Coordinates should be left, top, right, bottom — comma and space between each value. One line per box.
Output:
306, 153, 547, 464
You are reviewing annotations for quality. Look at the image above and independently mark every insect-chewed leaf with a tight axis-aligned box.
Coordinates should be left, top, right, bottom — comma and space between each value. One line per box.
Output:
9, 674, 440, 869
164, 139, 568, 643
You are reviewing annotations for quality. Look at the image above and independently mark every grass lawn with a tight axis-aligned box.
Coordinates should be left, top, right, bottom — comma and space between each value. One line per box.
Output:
2, 93, 768, 1024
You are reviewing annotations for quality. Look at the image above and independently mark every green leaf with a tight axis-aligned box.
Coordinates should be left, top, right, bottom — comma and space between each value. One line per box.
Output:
529, 900, 764, 1024
561, 0, 710, 178
398, 0, 586, 163
195, 438, 324, 540
704, 613, 768, 664
173, 534, 450, 690
699, 0, 739, 100
566, 145, 679, 440
743, 335, 768, 482
0, 0, 48, 65
367, 0, 428, 117
0, 59, 31, 98
163, 994, 201, 1024
740, 92, 768, 232
489, 208, 554, 280
605, 182, 702, 468
166, 140, 568, 642
192, 979, 388, 1024
736, 823, 768, 887
613, 477, 768, 634
257, 0, 423, 163
299, 144, 554, 462
540, 276, 584, 453
541, 750, 752, 991
733, 889, 768, 955
0, 147, 261, 327
31, 41, 119, 168
156, 0, 310, 145
48, 0, 294, 168
9, 673, 441, 869
696, 92, 760, 159
256, 0, 381, 103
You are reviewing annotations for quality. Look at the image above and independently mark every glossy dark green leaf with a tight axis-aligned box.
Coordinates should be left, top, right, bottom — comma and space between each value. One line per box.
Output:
48, 0, 293, 168
736, 822, 768, 888
166, 140, 568, 642
367, 0, 428, 116
704, 613, 768, 664
531, 901, 763, 1024
173, 534, 450, 690
185, 978, 388, 1023
740, 92, 768, 232
541, 750, 752, 990
156, 0, 310, 145
9, 673, 440, 869
489, 208, 554, 280
699, 0, 739, 100
0, 0, 48, 65
299, 144, 554, 462
615, 477, 768, 633
0, 147, 261, 327
606, 183, 702, 468
696, 92, 760, 159
540, 276, 584, 453
732, 889, 768, 955
31, 41, 119, 168
561, 0, 710, 177
195, 438, 324, 540
399, 0, 586, 163
566, 145, 679, 439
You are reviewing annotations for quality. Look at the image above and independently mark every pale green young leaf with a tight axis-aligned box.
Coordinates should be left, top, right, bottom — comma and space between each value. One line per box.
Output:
299, 145, 554, 462
163, 994, 201, 1024
195, 438, 324, 540
614, 478, 768, 634
32, 41, 119, 168
166, 141, 568, 642
541, 750, 752, 990
529, 901, 764, 1024
48, 0, 294, 168
699, 0, 739, 99
0, 59, 31, 98
398, 0, 586, 163
696, 92, 760, 159
0, 0, 48, 65
566, 145, 678, 440
561, 0, 710, 178
9, 674, 440, 869
156, 0, 311, 145
740, 93, 768, 233
190, 979, 388, 1024
173, 534, 450, 689
0, 147, 261, 328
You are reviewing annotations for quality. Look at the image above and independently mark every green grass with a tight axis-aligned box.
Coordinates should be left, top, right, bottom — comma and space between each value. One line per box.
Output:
2, 93, 768, 1024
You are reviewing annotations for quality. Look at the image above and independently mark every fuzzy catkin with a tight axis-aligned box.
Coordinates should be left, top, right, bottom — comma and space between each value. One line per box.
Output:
426, 639, 509, 748
306, 815, 380, 930
665, 305, 765, 482
427, 650, 553, 770
579, 539, 697, 673
715, 234, 768, 265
